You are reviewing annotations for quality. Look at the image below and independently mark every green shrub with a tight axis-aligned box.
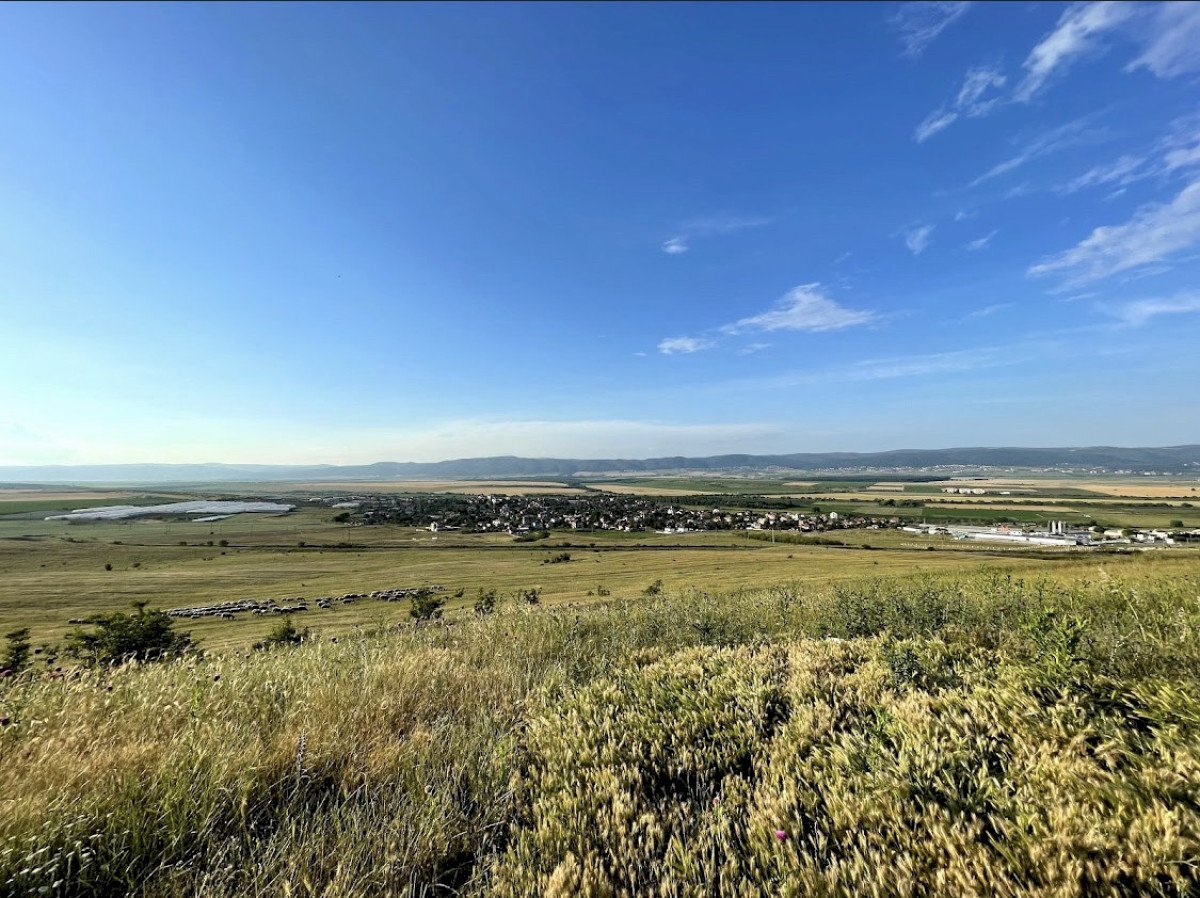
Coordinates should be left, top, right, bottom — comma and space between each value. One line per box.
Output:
410, 590, 446, 621
63, 602, 193, 665
474, 589, 498, 616
252, 618, 309, 650
1, 628, 32, 675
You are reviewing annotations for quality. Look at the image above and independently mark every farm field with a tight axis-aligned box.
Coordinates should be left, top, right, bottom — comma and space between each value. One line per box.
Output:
1, 495, 1197, 652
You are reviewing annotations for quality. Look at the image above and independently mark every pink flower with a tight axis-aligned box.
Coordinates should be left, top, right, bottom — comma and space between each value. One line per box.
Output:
774, 829, 789, 842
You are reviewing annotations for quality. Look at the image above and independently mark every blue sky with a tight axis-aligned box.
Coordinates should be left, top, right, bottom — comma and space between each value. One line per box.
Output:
2, 1, 1199, 464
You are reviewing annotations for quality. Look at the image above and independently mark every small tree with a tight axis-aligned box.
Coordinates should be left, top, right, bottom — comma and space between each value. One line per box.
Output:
410, 590, 446, 622
474, 589, 498, 616
253, 618, 309, 650
64, 602, 193, 665
2, 628, 32, 675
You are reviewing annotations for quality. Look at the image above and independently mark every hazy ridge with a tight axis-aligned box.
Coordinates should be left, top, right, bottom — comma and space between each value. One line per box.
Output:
2, 445, 1198, 483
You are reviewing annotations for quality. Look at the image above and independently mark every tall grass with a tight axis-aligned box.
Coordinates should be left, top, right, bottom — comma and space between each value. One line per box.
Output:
1, 566, 1198, 896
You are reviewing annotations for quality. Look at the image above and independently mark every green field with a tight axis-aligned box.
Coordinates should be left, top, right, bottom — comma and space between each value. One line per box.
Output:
2, 505, 1153, 652
2, 479, 1199, 654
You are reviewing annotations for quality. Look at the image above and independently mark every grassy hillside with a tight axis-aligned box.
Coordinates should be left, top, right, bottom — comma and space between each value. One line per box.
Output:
7, 507, 1174, 651
2, 564, 1199, 897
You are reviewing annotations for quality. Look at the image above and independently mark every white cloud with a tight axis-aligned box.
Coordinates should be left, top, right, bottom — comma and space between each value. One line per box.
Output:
725, 283, 875, 334
965, 230, 998, 251
1107, 292, 1200, 326
965, 301, 1012, 318
681, 215, 775, 236
970, 117, 1096, 186
657, 335, 714, 354
738, 342, 772, 355
1057, 154, 1146, 193
1015, 1, 1135, 102
1165, 141, 1200, 174
1029, 176, 1200, 284
892, 1, 973, 57
657, 285, 874, 356
1162, 117, 1200, 173
1126, 2, 1200, 78
915, 109, 959, 143
904, 225, 934, 254
954, 209, 975, 221
914, 65, 1006, 142
659, 214, 772, 254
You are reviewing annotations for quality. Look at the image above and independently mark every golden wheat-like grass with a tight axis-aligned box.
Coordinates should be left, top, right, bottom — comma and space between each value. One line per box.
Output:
1, 569, 1198, 896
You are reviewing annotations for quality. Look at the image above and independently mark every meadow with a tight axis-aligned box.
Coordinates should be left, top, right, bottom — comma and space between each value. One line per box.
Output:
2, 498, 1194, 652
2, 561, 1199, 897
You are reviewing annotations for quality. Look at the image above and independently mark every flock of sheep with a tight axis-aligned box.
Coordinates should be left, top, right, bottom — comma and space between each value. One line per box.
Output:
164, 585, 445, 620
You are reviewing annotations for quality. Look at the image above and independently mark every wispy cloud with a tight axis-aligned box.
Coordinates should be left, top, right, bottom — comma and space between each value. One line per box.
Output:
660, 214, 772, 254
681, 214, 775, 236
657, 284, 875, 356
1029, 176, 1200, 285
965, 301, 1012, 319
1015, 1, 1135, 102
1057, 154, 1146, 193
1125, 2, 1200, 79
914, 64, 1006, 142
965, 229, 998, 251
915, 109, 959, 143
1162, 115, 1200, 173
738, 342, 772, 355
657, 335, 714, 355
904, 225, 935, 255
892, 1, 973, 57
970, 117, 1099, 187
736, 342, 1054, 392
1106, 292, 1200, 326
724, 284, 876, 334
1047, 115, 1200, 196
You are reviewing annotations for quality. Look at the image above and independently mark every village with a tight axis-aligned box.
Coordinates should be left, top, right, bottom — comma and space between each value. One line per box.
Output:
336, 492, 903, 536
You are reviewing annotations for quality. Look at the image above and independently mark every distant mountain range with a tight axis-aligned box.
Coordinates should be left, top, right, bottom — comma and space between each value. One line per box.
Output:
2, 446, 1198, 484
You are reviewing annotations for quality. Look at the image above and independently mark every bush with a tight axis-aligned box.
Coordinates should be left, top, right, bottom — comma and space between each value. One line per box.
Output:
1, 627, 32, 675
253, 618, 309, 650
410, 590, 446, 622
474, 589, 498, 616
643, 578, 664, 596
517, 587, 541, 605
64, 602, 193, 665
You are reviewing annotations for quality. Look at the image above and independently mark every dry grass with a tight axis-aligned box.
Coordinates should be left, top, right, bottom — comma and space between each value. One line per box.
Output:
2, 565, 1200, 896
